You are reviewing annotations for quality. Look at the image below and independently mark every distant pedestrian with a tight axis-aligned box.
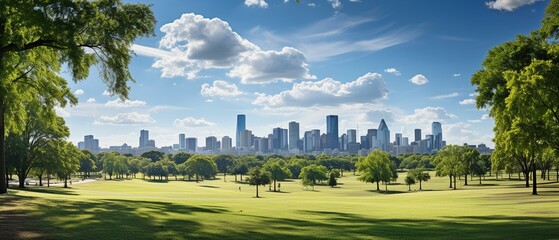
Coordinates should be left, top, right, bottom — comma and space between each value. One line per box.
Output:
238, 186, 241, 192
278, 183, 281, 192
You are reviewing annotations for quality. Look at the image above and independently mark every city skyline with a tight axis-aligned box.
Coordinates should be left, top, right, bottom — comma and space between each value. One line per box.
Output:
58, 1, 549, 149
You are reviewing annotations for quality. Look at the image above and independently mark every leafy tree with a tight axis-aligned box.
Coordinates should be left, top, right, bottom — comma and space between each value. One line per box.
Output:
405, 175, 416, 191
356, 150, 393, 191
471, 160, 488, 184
232, 161, 249, 182
129, 157, 150, 179
101, 153, 119, 180
462, 148, 480, 185
247, 167, 271, 198
141, 151, 165, 163
185, 155, 217, 182
214, 154, 234, 182
0, 0, 155, 194
5, 100, 69, 188
286, 158, 307, 178
299, 164, 328, 190
161, 158, 178, 180
410, 168, 431, 190
264, 162, 291, 192
55, 142, 81, 188
79, 150, 96, 179
434, 145, 466, 190
328, 171, 338, 188
172, 152, 192, 165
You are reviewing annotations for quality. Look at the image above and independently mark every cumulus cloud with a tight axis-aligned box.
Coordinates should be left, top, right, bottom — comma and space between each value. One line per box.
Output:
86, 98, 96, 103
328, 0, 342, 9
431, 92, 459, 100
384, 68, 401, 76
228, 47, 315, 84
102, 90, 111, 96
481, 114, 490, 120
55, 106, 70, 117
245, 0, 268, 8
453, 73, 461, 77
94, 112, 155, 125
201, 80, 245, 97
174, 117, 215, 128
409, 74, 429, 85
401, 107, 458, 124
252, 72, 388, 108
459, 99, 476, 105
105, 99, 147, 108
149, 13, 313, 83
486, 0, 541, 11
74, 89, 84, 95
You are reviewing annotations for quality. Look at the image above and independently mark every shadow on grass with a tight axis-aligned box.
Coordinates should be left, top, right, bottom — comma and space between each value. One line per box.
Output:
145, 180, 169, 183
199, 185, 219, 188
13, 187, 79, 196
365, 189, 408, 194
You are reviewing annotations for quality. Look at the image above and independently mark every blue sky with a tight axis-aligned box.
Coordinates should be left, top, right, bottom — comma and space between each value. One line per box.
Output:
60, 0, 549, 148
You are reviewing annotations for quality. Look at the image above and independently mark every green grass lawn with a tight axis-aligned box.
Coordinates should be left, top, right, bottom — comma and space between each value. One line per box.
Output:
1, 172, 559, 240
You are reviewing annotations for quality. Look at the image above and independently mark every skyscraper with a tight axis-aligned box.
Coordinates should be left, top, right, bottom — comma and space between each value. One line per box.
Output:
179, 133, 186, 149
288, 121, 300, 150
395, 133, 402, 146
139, 130, 149, 148
281, 128, 288, 150
432, 122, 443, 151
326, 115, 339, 149
236, 114, 246, 148
222, 136, 232, 151
367, 129, 378, 149
81, 135, 100, 153
347, 129, 357, 143
272, 127, 284, 150
377, 119, 390, 152
414, 129, 422, 142
206, 136, 218, 151
186, 137, 197, 152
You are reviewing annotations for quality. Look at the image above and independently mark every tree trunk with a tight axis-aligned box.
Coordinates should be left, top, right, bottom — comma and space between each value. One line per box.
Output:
18, 173, 25, 188
449, 175, 452, 188
479, 175, 482, 185
419, 180, 422, 190
273, 179, 277, 192
47, 173, 50, 187
408, 184, 411, 191
234, 174, 237, 182
453, 175, 457, 190
376, 181, 379, 190
196, 174, 199, 183
256, 185, 259, 198
524, 171, 529, 188
532, 163, 537, 195
38, 173, 43, 186
64, 177, 68, 188
223, 172, 226, 182
0, 102, 7, 194
464, 174, 468, 185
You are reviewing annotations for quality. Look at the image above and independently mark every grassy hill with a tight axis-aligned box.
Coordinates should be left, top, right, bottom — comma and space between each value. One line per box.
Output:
1, 172, 558, 239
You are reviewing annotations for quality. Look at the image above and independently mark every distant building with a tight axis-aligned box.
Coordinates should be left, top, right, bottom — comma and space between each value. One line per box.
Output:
222, 136, 232, 151
236, 114, 246, 148
402, 137, 409, 146
347, 129, 357, 143
414, 129, 422, 142
186, 137, 197, 152
139, 130, 149, 148
288, 121, 300, 151
395, 133, 402, 146
377, 119, 390, 152
432, 122, 443, 151
206, 136, 218, 152
179, 133, 186, 149
78, 135, 100, 153
326, 115, 339, 149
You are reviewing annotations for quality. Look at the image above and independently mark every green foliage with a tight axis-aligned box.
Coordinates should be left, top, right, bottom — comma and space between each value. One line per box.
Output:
214, 154, 234, 174
328, 171, 338, 188
79, 150, 96, 178
405, 175, 416, 191
434, 145, 466, 190
299, 164, 328, 188
356, 150, 393, 191
185, 155, 217, 182
141, 151, 165, 163
172, 152, 193, 165
410, 168, 431, 190
247, 167, 271, 197
264, 162, 292, 191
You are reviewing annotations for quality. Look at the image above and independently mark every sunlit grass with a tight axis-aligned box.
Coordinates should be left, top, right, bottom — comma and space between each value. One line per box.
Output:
1, 171, 559, 239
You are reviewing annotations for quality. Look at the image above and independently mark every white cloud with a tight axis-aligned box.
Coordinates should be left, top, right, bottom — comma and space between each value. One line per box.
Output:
94, 112, 155, 125
486, 0, 541, 11
469, 93, 479, 97
174, 117, 215, 128
308, 3, 316, 7
55, 106, 70, 117
105, 99, 147, 108
459, 99, 476, 105
131, 44, 173, 58
431, 92, 459, 100
384, 68, 401, 76
102, 90, 111, 96
252, 72, 388, 108
245, 0, 268, 8
401, 107, 458, 124
481, 114, 490, 120
228, 47, 316, 84
452, 73, 461, 77
86, 98, 96, 103
328, 0, 342, 9
206, 99, 214, 103
74, 89, 84, 95
201, 80, 245, 97
409, 74, 429, 85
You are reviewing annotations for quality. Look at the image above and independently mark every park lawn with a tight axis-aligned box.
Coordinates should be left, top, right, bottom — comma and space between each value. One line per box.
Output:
1, 172, 559, 240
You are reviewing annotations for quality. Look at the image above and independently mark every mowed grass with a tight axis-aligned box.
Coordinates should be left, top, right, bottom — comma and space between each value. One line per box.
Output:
1, 172, 559, 240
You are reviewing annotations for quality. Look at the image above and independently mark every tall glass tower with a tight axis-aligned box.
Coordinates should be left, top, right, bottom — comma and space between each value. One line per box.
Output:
432, 122, 443, 151
377, 119, 390, 152
236, 114, 246, 148
288, 121, 300, 150
139, 129, 149, 148
326, 115, 339, 149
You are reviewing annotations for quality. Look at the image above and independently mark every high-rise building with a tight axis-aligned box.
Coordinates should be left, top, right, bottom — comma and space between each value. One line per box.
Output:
281, 128, 288, 150
426, 134, 434, 152
179, 133, 186, 149
414, 129, 422, 142
347, 129, 357, 143
240, 129, 253, 148
272, 127, 284, 150
311, 129, 321, 151
432, 122, 443, 151
186, 137, 197, 152
326, 115, 339, 149
139, 129, 149, 148
236, 114, 246, 148
147, 140, 156, 148
222, 136, 232, 151
80, 135, 100, 153
395, 133, 403, 146
206, 136, 218, 151
288, 121, 300, 150
403, 137, 409, 146
303, 131, 312, 153
367, 129, 378, 149
340, 133, 348, 151
377, 119, 390, 152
